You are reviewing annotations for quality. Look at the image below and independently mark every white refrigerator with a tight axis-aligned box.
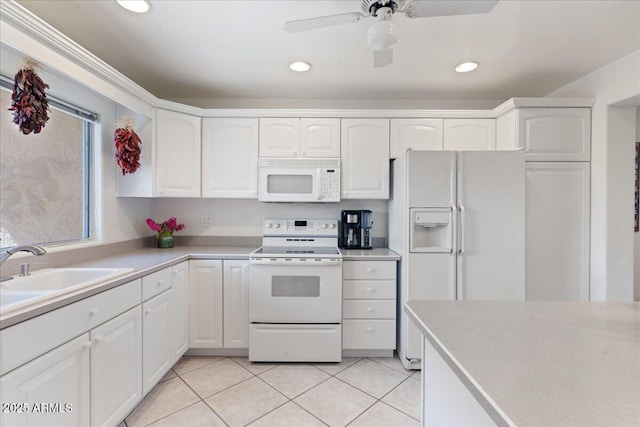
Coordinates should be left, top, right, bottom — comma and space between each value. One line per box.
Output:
389, 150, 525, 369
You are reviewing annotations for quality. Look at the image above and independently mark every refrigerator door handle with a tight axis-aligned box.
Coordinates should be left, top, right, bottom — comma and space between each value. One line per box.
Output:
459, 204, 465, 255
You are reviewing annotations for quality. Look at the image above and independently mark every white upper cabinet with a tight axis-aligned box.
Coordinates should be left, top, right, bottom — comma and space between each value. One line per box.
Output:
390, 118, 444, 158
443, 119, 496, 151
260, 118, 340, 157
155, 109, 202, 197
518, 108, 591, 161
341, 118, 390, 199
202, 118, 259, 198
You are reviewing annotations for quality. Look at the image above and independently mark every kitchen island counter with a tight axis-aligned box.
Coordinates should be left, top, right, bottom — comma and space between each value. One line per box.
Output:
405, 300, 640, 426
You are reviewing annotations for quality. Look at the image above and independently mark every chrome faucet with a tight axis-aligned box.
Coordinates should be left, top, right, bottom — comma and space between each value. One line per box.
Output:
0, 245, 47, 266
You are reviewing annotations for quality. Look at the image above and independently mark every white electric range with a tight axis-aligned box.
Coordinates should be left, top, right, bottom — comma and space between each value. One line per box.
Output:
248, 218, 343, 362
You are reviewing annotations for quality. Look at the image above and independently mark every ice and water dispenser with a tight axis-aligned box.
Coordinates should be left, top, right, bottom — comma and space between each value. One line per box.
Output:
409, 208, 453, 253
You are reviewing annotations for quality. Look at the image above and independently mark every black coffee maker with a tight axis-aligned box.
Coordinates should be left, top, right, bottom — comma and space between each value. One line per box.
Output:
340, 210, 373, 249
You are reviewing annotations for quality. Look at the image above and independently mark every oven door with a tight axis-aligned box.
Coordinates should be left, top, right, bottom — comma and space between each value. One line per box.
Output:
249, 259, 342, 323
258, 166, 320, 202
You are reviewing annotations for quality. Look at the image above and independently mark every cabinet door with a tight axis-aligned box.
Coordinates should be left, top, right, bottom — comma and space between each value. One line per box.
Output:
390, 118, 443, 158
142, 291, 170, 395
341, 118, 390, 199
518, 108, 591, 161
525, 162, 590, 301
300, 118, 341, 157
259, 118, 300, 157
0, 334, 90, 427
168, 262, 189, 364
443, 119, 496, 151
189, 260, 223, 348
223, 260, 250, 348
202, 118, 259, 198
91, 306, 142, 427
155, 109, 201, 197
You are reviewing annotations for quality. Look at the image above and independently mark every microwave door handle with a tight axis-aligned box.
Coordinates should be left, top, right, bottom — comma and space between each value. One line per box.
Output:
316, 168, 322, 200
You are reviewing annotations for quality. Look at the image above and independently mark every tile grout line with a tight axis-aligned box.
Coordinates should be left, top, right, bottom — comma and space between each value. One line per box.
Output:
136, 355, 420, 427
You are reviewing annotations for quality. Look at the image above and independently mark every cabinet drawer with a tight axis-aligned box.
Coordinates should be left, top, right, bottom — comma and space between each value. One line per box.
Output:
343, 280, 396, 299
142, 267, 172, 301
343, 261, 396, 280
1, 279, 142, 376
343, 320, 395, 350
343, 300, 396, 319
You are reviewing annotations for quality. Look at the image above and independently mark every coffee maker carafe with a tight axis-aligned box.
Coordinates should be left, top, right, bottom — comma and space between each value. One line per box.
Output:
340, 210, 373, 249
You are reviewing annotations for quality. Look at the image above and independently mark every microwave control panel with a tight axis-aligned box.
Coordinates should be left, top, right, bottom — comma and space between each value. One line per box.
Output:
320, 168, 340, 202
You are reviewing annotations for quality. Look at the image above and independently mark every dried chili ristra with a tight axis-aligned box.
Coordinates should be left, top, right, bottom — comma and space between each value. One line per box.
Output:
8, 64, 50, 135
114, 123, 143, 175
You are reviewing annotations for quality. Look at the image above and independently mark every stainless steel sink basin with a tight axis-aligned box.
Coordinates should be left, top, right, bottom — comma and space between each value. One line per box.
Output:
0, 267, 134, 314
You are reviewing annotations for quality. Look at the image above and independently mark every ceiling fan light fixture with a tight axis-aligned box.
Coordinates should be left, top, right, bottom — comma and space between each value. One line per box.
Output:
116, 0, 151, 13
455, 61, 479, 73
289, 61, 312, 72
367, 19, 398, 51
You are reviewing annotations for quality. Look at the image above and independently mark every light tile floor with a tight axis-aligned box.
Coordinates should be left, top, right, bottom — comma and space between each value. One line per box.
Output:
121, 354, 421, 427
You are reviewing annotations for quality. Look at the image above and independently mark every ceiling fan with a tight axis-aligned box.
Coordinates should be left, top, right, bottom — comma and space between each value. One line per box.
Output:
284, 0, 499, 68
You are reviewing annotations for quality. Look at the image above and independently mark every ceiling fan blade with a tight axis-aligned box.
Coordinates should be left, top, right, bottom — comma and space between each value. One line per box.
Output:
284, 12, 365, 33
373, 48, 393, 68
403, 0, 499, 18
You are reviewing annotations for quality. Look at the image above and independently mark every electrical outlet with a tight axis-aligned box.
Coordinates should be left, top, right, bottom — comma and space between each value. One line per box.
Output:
200, 215, 212, 227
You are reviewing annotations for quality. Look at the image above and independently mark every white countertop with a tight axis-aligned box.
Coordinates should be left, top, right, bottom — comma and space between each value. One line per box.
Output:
405, 300, 640, 427
1, 245, 399, 329
340, 248, 400, 260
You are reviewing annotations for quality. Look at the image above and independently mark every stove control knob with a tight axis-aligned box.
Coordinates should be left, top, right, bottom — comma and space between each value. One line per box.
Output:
274, 223, 281, 229
265, 223, 273, 229
321, 223, 328, 229
329, 223, 336, 229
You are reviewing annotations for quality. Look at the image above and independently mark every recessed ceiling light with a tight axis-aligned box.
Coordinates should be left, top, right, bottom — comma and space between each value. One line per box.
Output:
289, 61, 311, 72
455, 61, 479, 73
116, 0, 151, 13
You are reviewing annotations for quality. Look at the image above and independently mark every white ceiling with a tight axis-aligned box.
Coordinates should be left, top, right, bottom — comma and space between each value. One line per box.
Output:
12, 0, 640, 105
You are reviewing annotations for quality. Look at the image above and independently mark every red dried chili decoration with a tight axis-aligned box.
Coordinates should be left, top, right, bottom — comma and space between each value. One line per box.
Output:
114, 126, 143, 175
8, 67, 50, 135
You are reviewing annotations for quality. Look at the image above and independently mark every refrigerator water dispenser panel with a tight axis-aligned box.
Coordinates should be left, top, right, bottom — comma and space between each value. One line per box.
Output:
410, 208, 453, 253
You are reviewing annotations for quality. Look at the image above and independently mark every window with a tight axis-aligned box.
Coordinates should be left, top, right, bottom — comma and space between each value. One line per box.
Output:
0, 84, 94, 248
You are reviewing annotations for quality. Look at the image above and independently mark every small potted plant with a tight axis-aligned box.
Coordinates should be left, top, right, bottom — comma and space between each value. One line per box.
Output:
146, 217, 185, 248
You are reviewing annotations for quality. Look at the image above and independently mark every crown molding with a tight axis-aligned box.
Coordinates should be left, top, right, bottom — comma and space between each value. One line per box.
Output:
0, 1, 161, 109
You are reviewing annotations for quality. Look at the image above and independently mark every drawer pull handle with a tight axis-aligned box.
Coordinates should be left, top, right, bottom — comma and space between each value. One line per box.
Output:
366, 307, 373, 313
145, 308, 152, 314
89, 308, 98, 316
157, 280, 164, 286
366, 287, 373, 293
366, 327, 373, 332
83, 341, 93, 349
367, 268, 375, 273
94, 336, 104, 343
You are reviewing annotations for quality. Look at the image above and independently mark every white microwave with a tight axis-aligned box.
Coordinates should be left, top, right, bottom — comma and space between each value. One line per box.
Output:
258, 158, 340, 202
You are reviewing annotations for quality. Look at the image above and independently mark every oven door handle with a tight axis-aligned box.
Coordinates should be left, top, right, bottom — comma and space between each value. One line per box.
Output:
249, 259, 342, 266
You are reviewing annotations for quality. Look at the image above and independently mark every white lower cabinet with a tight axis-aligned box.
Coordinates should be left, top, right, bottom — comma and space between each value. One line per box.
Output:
189, 259, 250, 350
142, 290, 171, 395
0, 333, 91, 427
168, 262, 189, 365
223, 260, 250, 348
91, 306, 142, 427
189, 260, 224, 348
0, 280, 143, 427
342, 260, 397, 354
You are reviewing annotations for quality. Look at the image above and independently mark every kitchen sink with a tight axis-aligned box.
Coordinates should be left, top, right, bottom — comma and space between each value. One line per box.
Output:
0, 267, 134, 314
0, 290, 55, 308
2, 268, 134, 292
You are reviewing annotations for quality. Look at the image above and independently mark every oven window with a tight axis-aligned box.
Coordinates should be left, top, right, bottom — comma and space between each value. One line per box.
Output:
267, 175, 313, 194
271, 276, 320, 297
